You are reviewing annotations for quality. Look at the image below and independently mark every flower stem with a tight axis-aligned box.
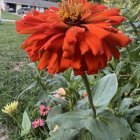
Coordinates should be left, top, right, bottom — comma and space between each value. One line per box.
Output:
11, 115, 23, 130
81, 73, 96, 118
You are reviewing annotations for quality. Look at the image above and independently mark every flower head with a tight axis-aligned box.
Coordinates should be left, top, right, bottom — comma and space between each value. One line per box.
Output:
53, 93, 61, 98
57, 88, 66, 96
40, 104, 51, 116
32, 118, 45, 129
16, 0, 131, 75
2, 101, 18, 115
53, 88, 66, 99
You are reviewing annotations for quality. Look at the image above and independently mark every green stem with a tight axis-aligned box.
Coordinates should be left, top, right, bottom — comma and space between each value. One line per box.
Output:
43, 126, 49, 138
81, 73, 96, 118
39, 128, 46, 135
126, 47, 132, 61
35, 63, 47, 91
11, 115, 23, 130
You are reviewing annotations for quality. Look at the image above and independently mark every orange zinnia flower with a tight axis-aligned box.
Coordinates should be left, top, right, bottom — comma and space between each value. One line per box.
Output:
16, 0, 131, 75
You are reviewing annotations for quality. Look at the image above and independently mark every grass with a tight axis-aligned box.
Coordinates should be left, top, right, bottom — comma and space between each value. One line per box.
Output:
2, 11, 21, 20
0, 22, 31, 105
0, 22, 38, 139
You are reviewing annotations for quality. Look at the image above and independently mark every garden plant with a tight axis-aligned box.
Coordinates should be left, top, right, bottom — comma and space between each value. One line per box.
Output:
1, 0, 140, 139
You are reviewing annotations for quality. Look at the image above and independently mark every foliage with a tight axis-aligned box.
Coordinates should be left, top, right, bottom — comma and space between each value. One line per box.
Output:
21, 111, 31, 136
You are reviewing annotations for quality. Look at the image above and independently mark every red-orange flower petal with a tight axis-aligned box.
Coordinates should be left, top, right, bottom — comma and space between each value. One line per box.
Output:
16, 0, 131, 76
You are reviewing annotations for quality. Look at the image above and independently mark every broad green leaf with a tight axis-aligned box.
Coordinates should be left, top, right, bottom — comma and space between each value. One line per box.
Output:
92, 74, 118, 111
47, 105, 62, 119
47, 110, 91, 131
47, 109, 134, 140
77, 130, 95, 140
47, 105, 62, 130
46, 134, 59, 140
81, 118, 106, 139
47, 128, 79, 140
81, 110, 134, 140
21, 111, 31, 136
59, 128, 79, 140
76, 98, 89, 110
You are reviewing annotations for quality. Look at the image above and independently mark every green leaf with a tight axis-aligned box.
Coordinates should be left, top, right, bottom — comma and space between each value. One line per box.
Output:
54, 74, 67, 87
130, 46, 140, 61
115, 61, 125, 75
18, 82, 37, 99
46, 134, 59, 140
130, 9, 140, 21
127, 105, 140, 123
76, 98, 89, 110
47, 105, 62, 130
81, 110, 134, 140
131, 123, 140, 139
81, 118, 104, 138
130, 1, 140, 9
77, 130, 94, 140
47, 128, 79, 140
47, 110, 91, 131
59, 128, 79, 140
132, 123, 140, 134
92, 74, 118, 111
21, 111, 31, 136
132, 132, 140, 139
119, 98, 132, 114
47, 109, 134, 140
109, 65, 140, 104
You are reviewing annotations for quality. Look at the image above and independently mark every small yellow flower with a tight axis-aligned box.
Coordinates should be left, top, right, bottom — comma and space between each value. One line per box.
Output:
2, 101, 18, 115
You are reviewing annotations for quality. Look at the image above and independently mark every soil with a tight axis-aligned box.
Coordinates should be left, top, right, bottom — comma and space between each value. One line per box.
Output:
0, 126, 9, 140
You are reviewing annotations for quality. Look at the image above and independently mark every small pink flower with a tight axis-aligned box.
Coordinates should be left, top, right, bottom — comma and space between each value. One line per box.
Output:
32, 118, 44, 129
47, 106, 51, 111
53, 93, 65, 99
39, 119, 45, 126
40, 104, 51, 116
53, 88, 66, 99
53, 93, 61, 98
32, 121, 38, 128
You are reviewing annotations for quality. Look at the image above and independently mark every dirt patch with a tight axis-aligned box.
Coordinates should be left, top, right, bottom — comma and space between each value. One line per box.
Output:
0, 126, 9, 140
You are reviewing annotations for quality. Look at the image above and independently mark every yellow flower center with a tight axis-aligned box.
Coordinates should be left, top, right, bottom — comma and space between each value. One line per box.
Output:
57, 0, 86, 26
